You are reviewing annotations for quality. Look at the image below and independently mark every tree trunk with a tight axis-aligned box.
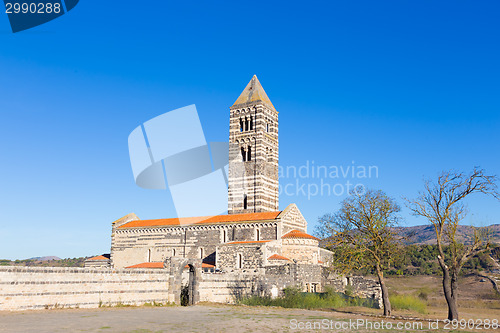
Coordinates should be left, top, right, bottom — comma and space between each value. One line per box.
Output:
438, 257, 459, 320
375, 264, 391, 316
448, 271, 459, 320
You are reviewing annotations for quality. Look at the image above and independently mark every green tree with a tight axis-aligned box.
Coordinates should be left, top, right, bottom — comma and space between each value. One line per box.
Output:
317, 189, 403, 316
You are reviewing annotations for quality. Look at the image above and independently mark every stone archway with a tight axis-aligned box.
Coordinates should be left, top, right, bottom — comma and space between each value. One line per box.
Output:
165, 258, 201, 305
183, 264, 196, 306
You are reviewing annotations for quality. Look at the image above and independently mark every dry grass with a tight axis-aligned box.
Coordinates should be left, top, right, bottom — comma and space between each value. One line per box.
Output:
384, 274, 500, 320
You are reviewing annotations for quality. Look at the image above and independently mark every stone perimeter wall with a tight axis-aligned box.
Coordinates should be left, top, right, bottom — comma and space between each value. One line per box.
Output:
0, 264, 382, 311
0, 266, 170, 311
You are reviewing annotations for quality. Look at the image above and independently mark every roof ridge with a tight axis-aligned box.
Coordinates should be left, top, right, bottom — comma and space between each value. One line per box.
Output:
118, 211, 282, 229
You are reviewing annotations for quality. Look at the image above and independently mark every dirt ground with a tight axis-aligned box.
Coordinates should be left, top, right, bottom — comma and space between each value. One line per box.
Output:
0, 304, 480, 333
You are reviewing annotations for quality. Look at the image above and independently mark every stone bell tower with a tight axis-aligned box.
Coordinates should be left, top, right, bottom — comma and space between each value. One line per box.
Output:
228, 75, 279, 214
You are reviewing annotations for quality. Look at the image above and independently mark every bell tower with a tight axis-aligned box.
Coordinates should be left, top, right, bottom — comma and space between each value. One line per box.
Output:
228, 75, 279, 214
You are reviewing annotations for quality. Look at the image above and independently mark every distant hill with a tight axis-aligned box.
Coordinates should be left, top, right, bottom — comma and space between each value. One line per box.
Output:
0, 257, 88, 267
319, 224, 500, 248
394, 224, 500, 245
28, 256, 61, 261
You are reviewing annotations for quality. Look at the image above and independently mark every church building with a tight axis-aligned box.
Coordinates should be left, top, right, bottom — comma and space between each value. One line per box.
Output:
90, 76, 333, 272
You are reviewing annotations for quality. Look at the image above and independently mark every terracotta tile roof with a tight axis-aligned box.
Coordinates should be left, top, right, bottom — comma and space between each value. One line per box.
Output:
225, 240, 271, 245
87, 254, 110, 261
282, 229, 319, 240
267, 254, 291, 261
125, 262, 164, 269
118, 211, 281, 229
184, 263, 216, 268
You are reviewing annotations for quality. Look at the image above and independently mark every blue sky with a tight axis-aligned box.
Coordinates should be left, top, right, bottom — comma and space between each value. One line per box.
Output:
0, 1, 499, 260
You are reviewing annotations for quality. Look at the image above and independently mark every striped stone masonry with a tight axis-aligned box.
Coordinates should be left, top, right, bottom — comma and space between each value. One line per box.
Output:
0, 266, 170, 311
228, 75, 279, 214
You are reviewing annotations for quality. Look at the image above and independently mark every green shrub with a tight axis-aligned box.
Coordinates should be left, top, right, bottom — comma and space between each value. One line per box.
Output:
143, 301, 167, 307
416, 287, 431, 301
238, 287, 376, 310
389, 294, 427, 314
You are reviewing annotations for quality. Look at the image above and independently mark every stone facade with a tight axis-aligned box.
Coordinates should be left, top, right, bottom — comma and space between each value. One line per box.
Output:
110, 203, 321, 271
280, 203, 308, 233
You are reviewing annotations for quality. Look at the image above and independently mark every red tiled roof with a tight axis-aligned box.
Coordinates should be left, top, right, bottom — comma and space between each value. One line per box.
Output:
184, 263, 215, 268
268, 254, 291, 261
126, 262, 164, 269
318, 260, 324, 264
225, 240, 271, 245
118, 211, 281, 229
87, 255, 110, 261
282, 230, 319, 240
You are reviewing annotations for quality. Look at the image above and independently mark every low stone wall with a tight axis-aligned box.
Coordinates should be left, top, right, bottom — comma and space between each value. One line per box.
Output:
198, 265, 382, 307
0, 266, 169, 311
199, 270, 297, 303
348, 276, 383, 307
321, 269, 383, 308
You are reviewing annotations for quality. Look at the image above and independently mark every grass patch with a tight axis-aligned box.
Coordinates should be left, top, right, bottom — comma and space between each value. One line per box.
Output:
416, 286, 433, 301
237, 287, 376, 310
143, 301, 173, 307
98, 301, 173, 308
389, 294, 427, 314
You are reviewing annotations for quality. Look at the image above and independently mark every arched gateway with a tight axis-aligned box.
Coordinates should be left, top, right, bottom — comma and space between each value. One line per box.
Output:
165, 258, 201, 305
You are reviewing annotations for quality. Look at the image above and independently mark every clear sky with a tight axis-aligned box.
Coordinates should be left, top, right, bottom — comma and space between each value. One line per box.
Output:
0, 1, 499, 260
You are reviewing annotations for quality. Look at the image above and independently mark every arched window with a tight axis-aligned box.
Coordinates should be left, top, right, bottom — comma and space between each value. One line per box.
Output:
199, 248, 204, 259
222, 229, 227, 243
147, 249, 152, 262
243, 194, 248, 210
172, 248, 176, 257
256, 228, 260, 241
247, 146, 252, 161
241, 147, 246, 162
239, 118, 244, 132
266, 123, 269, 132
245, 117, 249, 131
237, 253, 243, 269
250, 116, 253, 130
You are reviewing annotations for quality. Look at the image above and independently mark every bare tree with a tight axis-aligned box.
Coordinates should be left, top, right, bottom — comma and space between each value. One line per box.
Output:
317, 189, 403, 316
406, 167, 499, 321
